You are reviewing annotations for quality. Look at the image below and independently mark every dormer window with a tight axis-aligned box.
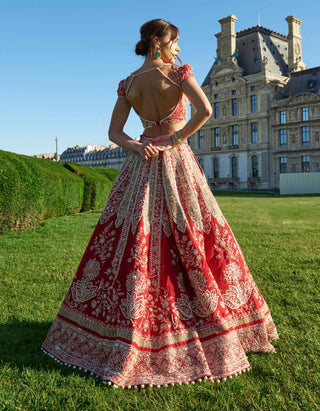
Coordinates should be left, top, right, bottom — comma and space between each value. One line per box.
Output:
307, 80, 315, 89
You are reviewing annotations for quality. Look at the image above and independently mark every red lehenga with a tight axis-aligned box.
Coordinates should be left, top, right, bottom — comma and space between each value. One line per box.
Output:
42, 64, 279, 388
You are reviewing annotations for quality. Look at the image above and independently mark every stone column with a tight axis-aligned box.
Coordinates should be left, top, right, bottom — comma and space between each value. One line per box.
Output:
285, 16, 306, 72
215, 15, 237, 61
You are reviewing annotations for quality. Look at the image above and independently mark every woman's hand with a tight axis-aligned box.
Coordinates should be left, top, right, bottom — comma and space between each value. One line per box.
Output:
137, 141, 160, 160
150, 135, 173, 151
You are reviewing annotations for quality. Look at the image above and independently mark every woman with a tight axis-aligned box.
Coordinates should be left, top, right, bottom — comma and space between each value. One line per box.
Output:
42, 19, 278, 389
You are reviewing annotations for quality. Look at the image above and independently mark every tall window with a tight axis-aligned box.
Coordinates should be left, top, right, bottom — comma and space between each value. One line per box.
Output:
302, 155, 310, 172
280, 157, 287, 173
302, 126, 310, 145
214, 128, 220, 148
251, 95, 257, 113
251, 122, 258, 143
232, 99, 238, 116
198, 130, 204, 149
279, 129, 287, 147
302, 107, 309, 121
232, 125, 239, 146
231, 156, 238, 177
280, 111, 286, 124
213, 158, 219, 178
214, 102, 220, 119
198, 158, 204, 170
252, 155, 258, 177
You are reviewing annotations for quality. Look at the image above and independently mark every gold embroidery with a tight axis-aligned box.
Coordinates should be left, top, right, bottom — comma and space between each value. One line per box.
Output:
71, 279, 98, 303
222, 282, 252, 310
191, 289, 219, 317
43, 313, 277, 387
58, 302, 276, 349
120, 294, 146, 319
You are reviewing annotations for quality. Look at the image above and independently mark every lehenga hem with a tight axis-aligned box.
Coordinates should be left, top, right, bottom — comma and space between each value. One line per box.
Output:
41, 347, 258, 389
41, 309, 278, 388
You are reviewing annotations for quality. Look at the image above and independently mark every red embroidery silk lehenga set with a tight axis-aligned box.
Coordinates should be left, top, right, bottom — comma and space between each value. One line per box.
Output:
42, 64, 279, 388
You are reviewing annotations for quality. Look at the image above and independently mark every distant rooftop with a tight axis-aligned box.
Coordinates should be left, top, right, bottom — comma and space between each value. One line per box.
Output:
236, 25, 289, 77
277, 66, 320, 99
202, 25, 290, 86
236, 25, 287, 41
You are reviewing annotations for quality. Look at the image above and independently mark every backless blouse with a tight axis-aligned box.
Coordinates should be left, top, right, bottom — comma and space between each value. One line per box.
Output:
117, 63, 194, 129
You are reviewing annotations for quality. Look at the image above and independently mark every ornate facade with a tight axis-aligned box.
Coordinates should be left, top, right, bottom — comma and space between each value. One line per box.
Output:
271, 68, 320, 176
189, 15, 320, 190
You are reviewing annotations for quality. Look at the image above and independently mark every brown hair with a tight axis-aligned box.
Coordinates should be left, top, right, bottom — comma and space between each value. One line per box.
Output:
135, 19, 179, 56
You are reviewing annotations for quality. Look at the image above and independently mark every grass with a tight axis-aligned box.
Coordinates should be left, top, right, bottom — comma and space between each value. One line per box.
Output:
0, 195, 319, 410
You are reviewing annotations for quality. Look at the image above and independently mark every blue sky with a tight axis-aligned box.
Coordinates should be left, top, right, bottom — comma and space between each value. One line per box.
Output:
1, 0, 320, 156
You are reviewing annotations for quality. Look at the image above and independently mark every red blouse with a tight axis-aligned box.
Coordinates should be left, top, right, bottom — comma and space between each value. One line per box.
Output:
117, 64, 194, 129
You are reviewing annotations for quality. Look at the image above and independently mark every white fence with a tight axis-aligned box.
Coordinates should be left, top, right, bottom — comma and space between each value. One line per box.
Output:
280, 172, 320, 195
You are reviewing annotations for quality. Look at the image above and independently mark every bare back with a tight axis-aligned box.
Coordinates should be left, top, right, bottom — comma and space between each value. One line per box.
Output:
126, 65, 181, 122
111, 63, 206, 142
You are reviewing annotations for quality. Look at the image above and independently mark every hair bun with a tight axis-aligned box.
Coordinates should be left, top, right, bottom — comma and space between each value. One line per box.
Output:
135, 19, 178, 57
135, 40, 149, 56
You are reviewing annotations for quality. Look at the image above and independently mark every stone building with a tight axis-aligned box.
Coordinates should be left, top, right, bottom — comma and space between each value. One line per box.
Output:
80, 145, 130, 169
60, 144, 129, 169
33, 153, 60, 161
271, 67, 320, 177
189, 15, 320, 190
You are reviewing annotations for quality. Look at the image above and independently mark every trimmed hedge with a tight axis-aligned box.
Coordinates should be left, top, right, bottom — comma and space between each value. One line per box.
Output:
0, 150, 84, 232
94, 167, 120, 182
63, 163, 113, 212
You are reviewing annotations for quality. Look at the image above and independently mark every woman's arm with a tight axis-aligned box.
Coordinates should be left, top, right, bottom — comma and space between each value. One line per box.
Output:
179, 75, 212, 138
108, 97, 159, 160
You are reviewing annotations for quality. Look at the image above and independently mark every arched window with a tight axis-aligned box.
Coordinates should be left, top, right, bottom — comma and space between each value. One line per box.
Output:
231, 156, 238, 178
213, 158, 219, 178
252, 155, 258, 177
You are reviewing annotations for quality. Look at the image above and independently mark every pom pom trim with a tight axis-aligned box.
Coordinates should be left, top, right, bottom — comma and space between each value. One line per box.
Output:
41, 347, 252, 389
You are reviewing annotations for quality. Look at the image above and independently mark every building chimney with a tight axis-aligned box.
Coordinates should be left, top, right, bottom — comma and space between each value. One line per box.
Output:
286, 16, 306, 72
215, 15, 237, 61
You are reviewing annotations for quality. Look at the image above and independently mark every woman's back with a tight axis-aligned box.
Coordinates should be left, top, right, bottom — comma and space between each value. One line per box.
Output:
117, 63, 194, 134
126, 64, 181, 121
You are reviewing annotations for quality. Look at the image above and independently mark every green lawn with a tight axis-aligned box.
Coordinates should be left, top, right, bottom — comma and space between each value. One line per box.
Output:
0, 196, 319, 410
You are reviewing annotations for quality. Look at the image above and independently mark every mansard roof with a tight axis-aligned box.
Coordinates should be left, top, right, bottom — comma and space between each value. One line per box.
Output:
202, 25, 289, 86
276, 66, 320, 99
236, 25, 287, 41
236, 26, 289, 76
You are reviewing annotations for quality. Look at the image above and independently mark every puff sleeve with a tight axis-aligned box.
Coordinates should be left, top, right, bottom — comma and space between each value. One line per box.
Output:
176, 64, 194, 83
117, 78, 127, 97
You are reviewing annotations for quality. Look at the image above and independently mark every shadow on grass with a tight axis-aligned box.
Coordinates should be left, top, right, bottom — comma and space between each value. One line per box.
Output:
0, 319, 91, 379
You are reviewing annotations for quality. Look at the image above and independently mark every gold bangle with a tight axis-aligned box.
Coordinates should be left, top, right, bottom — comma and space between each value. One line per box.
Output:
171, 130, 185, 147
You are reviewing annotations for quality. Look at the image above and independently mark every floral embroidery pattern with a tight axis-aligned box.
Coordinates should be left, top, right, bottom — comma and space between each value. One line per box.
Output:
83, 259, 101, 280
222, 282, 252, 309
71, 278, 98, 304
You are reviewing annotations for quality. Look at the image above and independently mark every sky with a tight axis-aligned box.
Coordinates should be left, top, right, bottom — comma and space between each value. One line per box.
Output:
1, 0, 320, 156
